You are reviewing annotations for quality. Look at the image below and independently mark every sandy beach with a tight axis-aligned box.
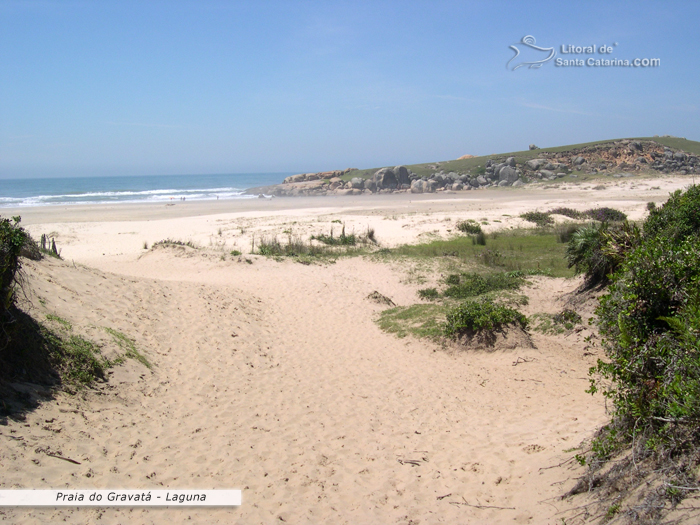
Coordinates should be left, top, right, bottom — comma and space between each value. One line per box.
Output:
1, 175, 695, 524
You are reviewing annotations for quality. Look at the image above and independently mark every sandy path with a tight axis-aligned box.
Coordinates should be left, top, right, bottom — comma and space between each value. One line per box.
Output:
2, 246, 605, 524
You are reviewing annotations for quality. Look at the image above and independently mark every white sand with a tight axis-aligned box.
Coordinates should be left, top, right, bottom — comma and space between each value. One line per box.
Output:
0, 176, 694, 524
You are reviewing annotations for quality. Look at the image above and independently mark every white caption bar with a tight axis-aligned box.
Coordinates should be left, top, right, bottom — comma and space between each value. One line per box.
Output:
0, 490, 241, 507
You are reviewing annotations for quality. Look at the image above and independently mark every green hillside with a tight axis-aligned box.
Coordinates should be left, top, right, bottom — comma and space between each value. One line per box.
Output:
343, 136, 700, 180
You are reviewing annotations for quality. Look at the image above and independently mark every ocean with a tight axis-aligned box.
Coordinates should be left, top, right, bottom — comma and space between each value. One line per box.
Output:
0, 172, 291, 208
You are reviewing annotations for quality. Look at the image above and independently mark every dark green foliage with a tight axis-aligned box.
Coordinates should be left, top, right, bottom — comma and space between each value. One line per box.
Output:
555, 223, 581, 243
549, 207, 585, 219
456, 220, 482, 235
584, 207, 627, 222
0, 216, 28, 348
643, 184, 700, 243
472, 231, 487, 245
443, 272, 523, 299
565, 224, 613, 286
552, 308, 581, 329
520, 211, 554, 227
417, 288, 439, 300
445, 274, 461, 286
445, 299, 527, 336
589, 185, 700, 488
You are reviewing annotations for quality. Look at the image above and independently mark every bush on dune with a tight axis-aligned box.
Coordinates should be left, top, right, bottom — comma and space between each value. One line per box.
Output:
581, 185, 700, 516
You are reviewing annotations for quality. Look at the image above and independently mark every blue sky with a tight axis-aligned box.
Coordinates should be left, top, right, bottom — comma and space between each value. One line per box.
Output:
1, 0, 698, 178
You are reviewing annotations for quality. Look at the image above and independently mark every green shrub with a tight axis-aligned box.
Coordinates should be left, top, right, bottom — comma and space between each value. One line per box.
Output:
443, 272, 523, 299
417, 288, 439, 300
445, 299, 527, 336
584, 207, 627, 222
445, 274, 461, 286
565, 224, 609, 286
590, 184, 700, 470
0, 216, 28, 344
456, 220, 482, 235
473, 231, 487, 245
643, 184, 700, 242
552, 308, 581, 329
555, 223, 582, 243
548, 207, 585, 219
520, 211, 554, 227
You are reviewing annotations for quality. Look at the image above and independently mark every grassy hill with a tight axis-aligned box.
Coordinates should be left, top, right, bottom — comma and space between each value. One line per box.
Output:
343, 136, 700, 180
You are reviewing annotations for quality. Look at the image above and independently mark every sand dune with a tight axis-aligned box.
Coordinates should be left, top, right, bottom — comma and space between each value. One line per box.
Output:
1, 178, 694, 524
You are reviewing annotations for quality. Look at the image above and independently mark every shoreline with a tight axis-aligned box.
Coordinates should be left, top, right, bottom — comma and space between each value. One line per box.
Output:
7, 173, 694, 227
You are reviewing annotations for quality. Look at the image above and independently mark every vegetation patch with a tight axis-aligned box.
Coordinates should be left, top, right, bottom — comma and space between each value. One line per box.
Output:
442, 271, 524, 299
444, 298, 527, 336
103, 327, 151, 369
455, 220, 482, 235
570, 184, 700, 522
548, 207, 585, 219
384, 230, 573, 277
584, 206, 627, 222
152, 239, 198, 249
530, 308, 582, 334
520, 211, 554, 227
417, 287, 439, 300
376, 304, 445, 339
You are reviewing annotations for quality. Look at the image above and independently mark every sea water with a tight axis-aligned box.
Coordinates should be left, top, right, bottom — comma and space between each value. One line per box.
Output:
0, 173, 291, 208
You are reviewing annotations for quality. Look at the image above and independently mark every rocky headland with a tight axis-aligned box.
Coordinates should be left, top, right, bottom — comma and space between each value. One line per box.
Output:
247, 138, 700, 197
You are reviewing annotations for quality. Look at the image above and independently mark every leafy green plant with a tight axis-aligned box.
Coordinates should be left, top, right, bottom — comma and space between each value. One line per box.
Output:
584, 207, 627, 222
445, 299, 527, 336
520, 211, 554, 227
456, 220, 482, 235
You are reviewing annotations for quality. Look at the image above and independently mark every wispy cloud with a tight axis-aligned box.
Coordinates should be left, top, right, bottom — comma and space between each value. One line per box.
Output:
520, 102, 594, 116
105, 121, 183, 129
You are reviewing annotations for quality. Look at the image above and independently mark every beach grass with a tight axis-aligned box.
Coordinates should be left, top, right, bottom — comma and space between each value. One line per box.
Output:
381, 229, 574, 277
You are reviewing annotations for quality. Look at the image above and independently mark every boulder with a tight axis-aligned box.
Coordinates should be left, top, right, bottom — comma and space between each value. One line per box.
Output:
526, 159, 548, 170
498, 180, 510, 187
373, 168, 398, 190
393, 166, 411, 186
476, 175, 488, 186
674, 152, 687, 161
539, 169, 555, 178
410, 180, 424, 193
506, 157, 516, 167
529, 144, 539, 150
498, 166, 518, 183
573, 156, 586, 166
349, 177, 365, 190
364, 179, 377, 192
451, 182, 464, 191
424, 180, 438, 193
512, 179, 525, 187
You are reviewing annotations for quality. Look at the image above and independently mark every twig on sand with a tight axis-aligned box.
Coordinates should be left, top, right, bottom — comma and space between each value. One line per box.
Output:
436, 493, 452, 500
38, 448, 82, 465
512, 356, 536, 366
539, 456, 576, 471
450, 496, 515, 510
46, 453, 81, 464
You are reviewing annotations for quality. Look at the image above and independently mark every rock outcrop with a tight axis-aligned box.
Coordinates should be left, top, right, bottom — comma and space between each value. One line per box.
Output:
247, 139, 699, 197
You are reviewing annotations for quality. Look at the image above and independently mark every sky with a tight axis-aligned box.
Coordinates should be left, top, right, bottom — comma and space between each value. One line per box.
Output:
1, 0, 699, 178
